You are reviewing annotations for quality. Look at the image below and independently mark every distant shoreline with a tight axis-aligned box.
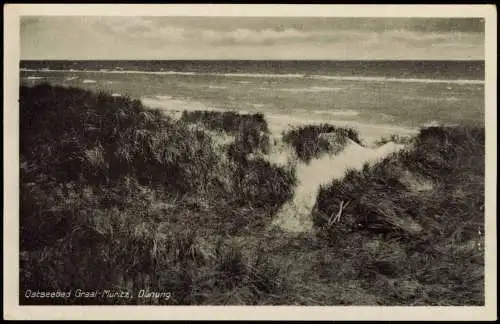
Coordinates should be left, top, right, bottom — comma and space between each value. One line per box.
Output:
20, 68, 485, 85
19, 59, 485, 82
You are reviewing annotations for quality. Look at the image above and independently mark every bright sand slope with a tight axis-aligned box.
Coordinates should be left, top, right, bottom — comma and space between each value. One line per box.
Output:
267, 139, 406, 232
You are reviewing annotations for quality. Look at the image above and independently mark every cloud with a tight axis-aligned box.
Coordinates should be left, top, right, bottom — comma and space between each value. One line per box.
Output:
20, 16, 485, 60
93, 17, 483, 47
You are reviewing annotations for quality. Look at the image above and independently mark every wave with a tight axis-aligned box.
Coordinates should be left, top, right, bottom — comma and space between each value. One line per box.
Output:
82, 79, 96, 84
24, 76, 45, 80
208, 85, 228, 89
421, 120, 460, 128
402, 95, 463, 102
313, 110, 359, 117
278, 86, 344, 93
20, 68, 485, 85
308, 75, 484, 85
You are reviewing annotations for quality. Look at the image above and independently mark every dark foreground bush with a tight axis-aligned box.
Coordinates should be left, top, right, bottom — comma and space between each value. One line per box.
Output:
233, 157, 296, 213
20, 83, 223, 195
19, 84, 297, 305
282, 124, 362, 163
313, 125, 485, 305
20, 207, 291, 305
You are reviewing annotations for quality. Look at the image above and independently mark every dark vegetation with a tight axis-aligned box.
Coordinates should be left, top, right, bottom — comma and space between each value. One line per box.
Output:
180, 110, 269, 135
20, 83, 485, 306
181, 110, 271, 157
282, 124, 362, 163
20, 84, 295, 305
313, 126, 485, 305
374, 133, 414, 147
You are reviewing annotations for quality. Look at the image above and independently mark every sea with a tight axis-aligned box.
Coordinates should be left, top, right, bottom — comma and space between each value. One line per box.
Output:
20, 60, 485, 140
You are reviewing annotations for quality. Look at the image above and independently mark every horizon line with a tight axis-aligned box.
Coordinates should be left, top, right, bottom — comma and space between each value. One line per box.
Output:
20, 58, 486, 61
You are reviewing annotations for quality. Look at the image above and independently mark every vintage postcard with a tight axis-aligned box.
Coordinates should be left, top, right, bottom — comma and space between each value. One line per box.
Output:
3, 4, 497, 321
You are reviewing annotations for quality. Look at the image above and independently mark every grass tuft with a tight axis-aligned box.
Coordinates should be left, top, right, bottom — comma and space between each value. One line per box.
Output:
313, 125, 485, 305
282, 123, 362, 163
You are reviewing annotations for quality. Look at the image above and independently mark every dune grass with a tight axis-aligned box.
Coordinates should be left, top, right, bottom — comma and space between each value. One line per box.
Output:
20, 84, 296, 305
282, 124, 362, 163
180, 110, 269, 134
181, 110, 271, 157
313, 125, 485, 305
19, 83, 484, 306
374, 133, 414, 147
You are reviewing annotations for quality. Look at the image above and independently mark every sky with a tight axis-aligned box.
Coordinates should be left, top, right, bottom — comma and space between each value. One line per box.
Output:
20, 17, 485, 60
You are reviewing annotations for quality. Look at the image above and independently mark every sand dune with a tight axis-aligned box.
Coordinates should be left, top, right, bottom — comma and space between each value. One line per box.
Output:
140, 96, 414, 233
270, 138, 405, 233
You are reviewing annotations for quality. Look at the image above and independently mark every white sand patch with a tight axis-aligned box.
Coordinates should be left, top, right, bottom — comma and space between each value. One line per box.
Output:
82, 79, 96, 84
422, 120, 442, 128
140, 96, 220, 113
141, 96, 258, 121
156, 95, 173, 100
270, 139, 406, 233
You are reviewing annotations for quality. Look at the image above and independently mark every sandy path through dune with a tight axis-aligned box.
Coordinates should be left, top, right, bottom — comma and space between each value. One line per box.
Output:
269, 138, 406, 233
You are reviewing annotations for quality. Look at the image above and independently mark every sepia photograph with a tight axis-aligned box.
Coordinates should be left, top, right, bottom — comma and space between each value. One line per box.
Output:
4, 4, 497, 321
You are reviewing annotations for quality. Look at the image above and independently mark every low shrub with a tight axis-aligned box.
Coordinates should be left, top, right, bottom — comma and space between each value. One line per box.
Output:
282, 123, 361, 163
374, 134, 414, 146
180, 110, 269, 135
313, 125, 485, 305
